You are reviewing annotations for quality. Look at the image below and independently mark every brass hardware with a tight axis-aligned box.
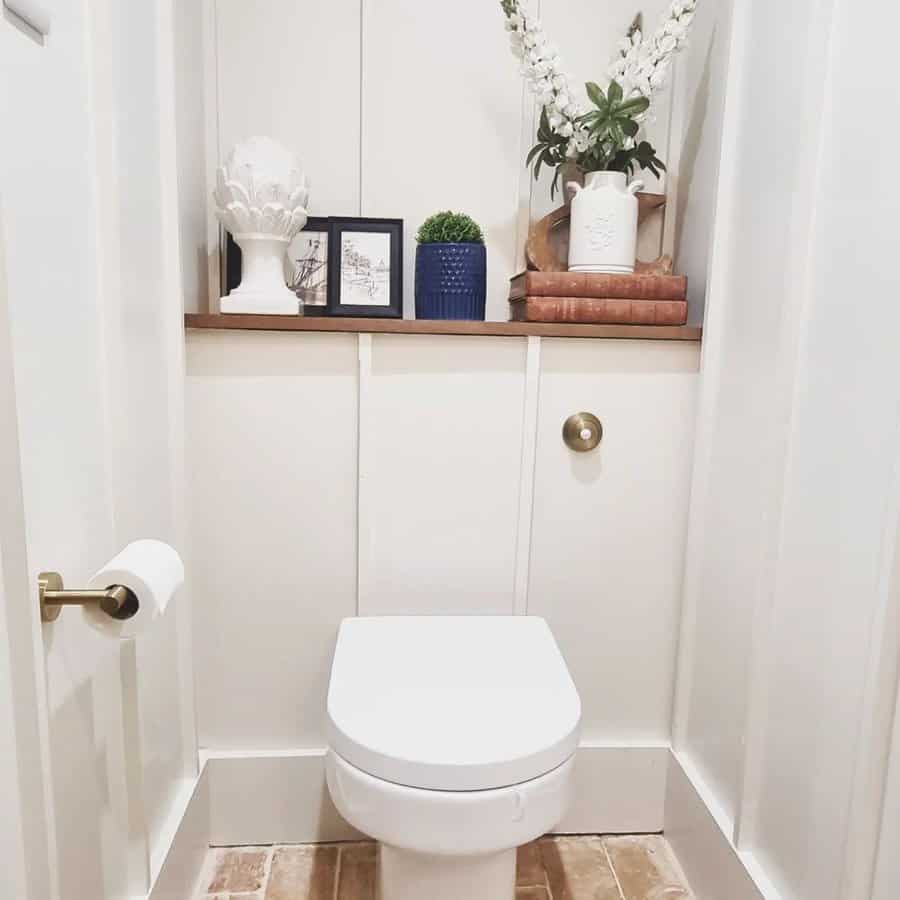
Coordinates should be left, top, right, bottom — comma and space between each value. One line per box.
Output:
562, 412, 603, 452
38, 572, 139, 624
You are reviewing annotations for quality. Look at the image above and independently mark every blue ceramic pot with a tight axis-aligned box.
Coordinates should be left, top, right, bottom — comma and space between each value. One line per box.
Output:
415, 242, 487, 320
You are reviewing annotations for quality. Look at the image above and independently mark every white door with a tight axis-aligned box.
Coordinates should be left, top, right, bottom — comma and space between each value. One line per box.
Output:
0, 3, 196, 899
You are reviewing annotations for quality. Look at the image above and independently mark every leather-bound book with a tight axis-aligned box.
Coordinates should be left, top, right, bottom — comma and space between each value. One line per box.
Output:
509, 271, 687, 301
509, 296, 688, 325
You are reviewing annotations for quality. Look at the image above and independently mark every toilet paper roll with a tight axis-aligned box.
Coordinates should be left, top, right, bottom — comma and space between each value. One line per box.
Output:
83, 539, 184, 639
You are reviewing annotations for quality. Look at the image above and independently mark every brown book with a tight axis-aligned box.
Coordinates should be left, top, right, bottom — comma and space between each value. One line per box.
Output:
510, 295, 688, 326
509, 271, 687, 301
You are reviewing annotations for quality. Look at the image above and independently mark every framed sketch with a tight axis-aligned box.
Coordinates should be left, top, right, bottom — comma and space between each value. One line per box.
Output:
327, 218, 403, 318
284, 217, 330, 315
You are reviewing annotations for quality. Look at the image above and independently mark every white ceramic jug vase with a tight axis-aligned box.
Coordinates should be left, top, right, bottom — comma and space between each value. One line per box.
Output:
567, 171, 643, 274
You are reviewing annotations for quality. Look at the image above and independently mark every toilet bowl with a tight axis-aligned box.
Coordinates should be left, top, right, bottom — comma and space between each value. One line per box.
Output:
325, 616, 581, 900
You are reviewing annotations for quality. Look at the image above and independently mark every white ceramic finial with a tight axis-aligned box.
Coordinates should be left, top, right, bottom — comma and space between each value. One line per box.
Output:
214, 137, 310, 314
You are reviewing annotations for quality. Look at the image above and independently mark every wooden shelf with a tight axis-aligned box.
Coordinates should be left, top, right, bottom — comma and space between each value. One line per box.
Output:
184, 314, 702, 342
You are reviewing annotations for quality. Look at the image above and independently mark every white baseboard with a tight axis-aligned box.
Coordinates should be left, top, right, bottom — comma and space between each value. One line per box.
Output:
665, 750, 780, 900
200, 742, 670, 847
146, 767, 210, 900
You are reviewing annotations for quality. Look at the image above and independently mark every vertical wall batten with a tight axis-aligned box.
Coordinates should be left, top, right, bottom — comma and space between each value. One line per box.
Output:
513, 336, 541, 615
356, 333, 373, 614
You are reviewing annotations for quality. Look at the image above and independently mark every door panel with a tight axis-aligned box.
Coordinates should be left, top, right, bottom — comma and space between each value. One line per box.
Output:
0, 2, 194, 897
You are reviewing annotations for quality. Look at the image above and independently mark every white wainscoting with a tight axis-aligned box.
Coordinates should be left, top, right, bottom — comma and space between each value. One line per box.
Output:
664, 751, 768, 900
201, 742, 670, 847
187, 330, 700, 835
147, 771, 210, 900
669, 0, 900, 898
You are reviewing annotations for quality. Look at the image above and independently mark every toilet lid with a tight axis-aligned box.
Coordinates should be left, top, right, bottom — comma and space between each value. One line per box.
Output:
326, 616, 581, 791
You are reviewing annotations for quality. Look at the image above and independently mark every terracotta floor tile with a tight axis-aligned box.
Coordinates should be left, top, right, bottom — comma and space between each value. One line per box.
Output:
517, 841, 546, 887
540, 836, 622, 900
337, 843, 377, 900
604, 836, 692, 900
207, 848, 269, 893
265, 845, 339, 900
517, 889, 551, 900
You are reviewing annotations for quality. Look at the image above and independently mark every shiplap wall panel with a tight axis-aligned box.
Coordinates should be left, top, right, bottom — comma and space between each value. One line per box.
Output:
187, 331, 359, 748
528, 339, 699, 740
359, 0, 522, 320
363, 335, 527, 615
214, 0, 361, 217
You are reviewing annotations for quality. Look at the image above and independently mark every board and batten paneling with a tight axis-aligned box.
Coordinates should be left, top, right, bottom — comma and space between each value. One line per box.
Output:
187, 331, 359, 749
362, 335, 528, 615
669, 0, 900, 896
186, 331, 701, 750
528, 339, 699, 740
214, 0, 362, 217
360, 0, 522, 321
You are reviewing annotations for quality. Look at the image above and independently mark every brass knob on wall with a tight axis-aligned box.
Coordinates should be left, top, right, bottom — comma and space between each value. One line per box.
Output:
562, 412, 603, 452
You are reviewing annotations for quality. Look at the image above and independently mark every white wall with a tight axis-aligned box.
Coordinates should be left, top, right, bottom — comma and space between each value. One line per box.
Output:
187, 331, 699, 755
669, 0, 900, 897
872, 687, 900, 900
173, 0, 210, 314
207, 0, 722, 321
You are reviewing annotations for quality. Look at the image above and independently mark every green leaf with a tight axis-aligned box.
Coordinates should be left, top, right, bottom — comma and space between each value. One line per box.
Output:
550, 165, 562, 199
585, 81, 606, 109
617, 96, 650, 117
526, 143, 544, 166
607, 79, 623, 105
622, 119, 639, 138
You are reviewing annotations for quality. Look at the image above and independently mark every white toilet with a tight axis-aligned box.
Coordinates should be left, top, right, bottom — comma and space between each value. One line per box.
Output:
325, 616, 581, 900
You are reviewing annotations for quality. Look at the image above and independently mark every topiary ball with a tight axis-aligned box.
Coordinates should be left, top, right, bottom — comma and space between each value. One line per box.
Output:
416, 211, 485, 245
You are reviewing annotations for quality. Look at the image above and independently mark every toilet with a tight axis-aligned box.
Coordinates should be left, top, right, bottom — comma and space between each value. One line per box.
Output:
325, 616, 581, 900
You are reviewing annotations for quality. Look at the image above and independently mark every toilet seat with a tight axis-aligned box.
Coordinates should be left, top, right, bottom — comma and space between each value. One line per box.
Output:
326, 616, 581, 792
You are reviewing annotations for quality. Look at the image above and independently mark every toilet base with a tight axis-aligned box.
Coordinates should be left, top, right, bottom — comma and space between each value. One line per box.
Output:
378, 844, 516, 900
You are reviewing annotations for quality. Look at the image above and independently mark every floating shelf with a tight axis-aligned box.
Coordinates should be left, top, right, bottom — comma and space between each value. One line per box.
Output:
184, 314, 702, 342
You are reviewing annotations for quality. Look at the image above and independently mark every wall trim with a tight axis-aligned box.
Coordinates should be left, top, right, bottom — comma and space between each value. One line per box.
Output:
513, 334, 541, 615
665, 750, 779, 900
146, 767, 210, 900
200, 742, 670, 847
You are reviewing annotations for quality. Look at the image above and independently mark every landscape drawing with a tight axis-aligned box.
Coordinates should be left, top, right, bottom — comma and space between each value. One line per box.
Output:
340, 232, 390, 306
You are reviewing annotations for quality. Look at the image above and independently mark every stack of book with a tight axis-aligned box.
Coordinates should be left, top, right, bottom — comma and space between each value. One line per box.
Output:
508, 271, 688, 325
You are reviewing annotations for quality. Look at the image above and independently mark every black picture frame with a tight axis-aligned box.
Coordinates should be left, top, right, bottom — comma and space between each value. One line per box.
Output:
224, 217, 332, 316
327, 217, 403, 318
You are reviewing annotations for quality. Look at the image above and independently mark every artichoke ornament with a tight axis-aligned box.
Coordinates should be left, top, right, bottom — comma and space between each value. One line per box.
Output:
214, 136, 309, 240
214, 137, 312, 314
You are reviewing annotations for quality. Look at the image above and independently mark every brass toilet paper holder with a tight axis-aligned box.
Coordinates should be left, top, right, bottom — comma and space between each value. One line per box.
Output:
38, 572, 139, 623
